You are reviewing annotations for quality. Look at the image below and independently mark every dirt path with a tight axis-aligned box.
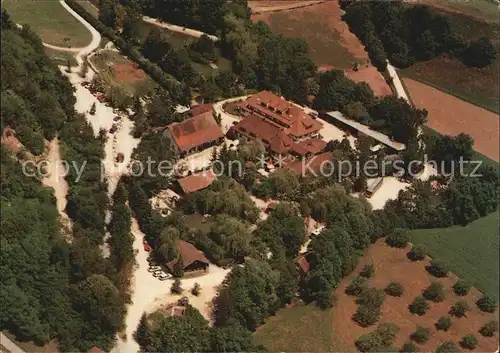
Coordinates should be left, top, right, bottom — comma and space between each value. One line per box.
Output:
248, 0, 326, 14
142, 16, 218, 41
403, 78, 500, 162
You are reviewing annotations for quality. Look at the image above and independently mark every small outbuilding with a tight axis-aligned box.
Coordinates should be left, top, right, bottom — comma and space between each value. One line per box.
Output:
166, 240, 210, 275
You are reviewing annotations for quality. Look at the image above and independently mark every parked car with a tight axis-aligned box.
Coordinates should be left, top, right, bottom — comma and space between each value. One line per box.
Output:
109, 124, 118, 134
158, 273, 171, 281
148, 266, 161, 273
113, 116, 121, 122
152, 270, 164, 277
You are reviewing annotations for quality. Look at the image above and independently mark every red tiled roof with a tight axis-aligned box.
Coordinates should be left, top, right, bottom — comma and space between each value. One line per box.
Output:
289, 152, 333, 176
167, 111, 223, 152
166, 240, 210, 272
240, 91, 322, 138
88, 347, 105, 353
297, 138, 327, 155
297, 255, 310, 274
178, 169, 216, 194
188, 104, 213, 117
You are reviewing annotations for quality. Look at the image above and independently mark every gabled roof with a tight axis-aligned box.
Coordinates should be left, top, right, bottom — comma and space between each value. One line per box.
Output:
167, 111, 224, 152
297, 138, 327, 155
188, 104, 213, 117
166, 240, 210, 272
296, 255, 310, 274
178, 169, 216, 194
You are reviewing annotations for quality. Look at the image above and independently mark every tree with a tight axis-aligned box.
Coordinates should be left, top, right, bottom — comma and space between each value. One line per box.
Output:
192, 283, 201, 296
410, 326, 430, 343
462, 37, 497, 68
436, 316, 452, 331
460, 334, 478, 350
427, 259, 449, 277
479, 320, 498, 337
407, 244, 426, 261
66, 59, 72, 73
89, 102, 96, 115
99, 0, 118, 29
409, 296, 429, 316
134, 313, 151, 348
436, 341, 460, 353
360, 264, 375, 278
400, 341, 418, 353
210, 323, 263, 352
453, 279, 470, 296
385, 228, 409, 248
385, 282, 404, 297
450, 300, 470, 318
355, 323, 399, 352
423, 282, 445, 302
171, 279, 183, 294
356, 288, 386, 308
346, 276, 368, 296
476, 295, 497, 313
173, 256, 185, 278
353, 304, 381, 327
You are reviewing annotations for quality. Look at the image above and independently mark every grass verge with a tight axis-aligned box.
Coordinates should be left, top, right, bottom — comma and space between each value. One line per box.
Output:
411, 212, 500, 301
2, 0, 92, 47
44, 47, 78, 67
254, 303, 344, 352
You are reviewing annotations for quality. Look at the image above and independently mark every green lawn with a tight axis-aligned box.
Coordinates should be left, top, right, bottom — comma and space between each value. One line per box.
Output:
2, 0, 92, 48
411, 212, 500, 301
429, 0, 500, 24
184, 213, 214, 234
254, 303, 345, 352
44, 47, 78, 67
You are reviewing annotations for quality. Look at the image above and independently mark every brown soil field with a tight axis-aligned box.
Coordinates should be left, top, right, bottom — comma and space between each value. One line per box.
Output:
332, 239, 499, 352
252, 1, 391, 97
403, 78, 500, 162
112, 63, 147, 83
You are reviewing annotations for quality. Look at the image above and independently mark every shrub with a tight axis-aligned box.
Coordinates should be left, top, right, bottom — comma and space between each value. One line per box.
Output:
353, 305, 381, 327
170, 278, 183, 294
355, 323, 399, 352
479, 320, 498, 337
400, 341, 417, 353
453, 279, 471, 296
427, 259, 449, 277
409, 296, 429, 316
356, 288, 386, 308
386, 228, 409, 248
476, 295, 497, 313
436, 341, 460, 353
191, 282, 201, 296
436, 316, 452, 331
423, 282, 446, 302
360, 264, 375, 278
377, 323, 400, 347
460, 334, 478, 350
385, 282, 404, 297
450, 300, 470, 318
408, 244, 426, 261
346, 276, 368, 296
410, 326, 430, 343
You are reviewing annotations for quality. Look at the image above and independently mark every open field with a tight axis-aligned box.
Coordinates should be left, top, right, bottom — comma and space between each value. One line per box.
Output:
406, 0, 500, 24
403, 78, 499, 162
43, 47, 78, 67
332, 239, 499, 352
2, 0, 92, 47
90, 50, 156, 95
254, 303, 345, 352
412, 212, 500, 301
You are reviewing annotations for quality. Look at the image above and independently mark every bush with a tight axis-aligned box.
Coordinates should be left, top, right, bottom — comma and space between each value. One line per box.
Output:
450, 300, 470, 318
479, 320, 498, 337
422, 282, 446, 302
356, 288, 385, 308
353, 305, 381, 327
410, 326, 430, 343
476, 295, 497, 313
385, 228, 409, 248
427, 259, 449, 277
453, 279, 471, 296
170, 278, 183, 294
400, 341, 417, 353
409, 296, 429, 316
436, 316, 452, 331
460, 334, 478, 350
436, 341, 460, 353
407, 244, 426, 261
355, 323, 399, 352
360, 264, 375, 278
346, 276, 368, 296
385, 282, 404, 297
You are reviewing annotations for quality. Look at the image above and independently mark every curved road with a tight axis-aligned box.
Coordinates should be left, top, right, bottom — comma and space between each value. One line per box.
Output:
248, 0, 326, 14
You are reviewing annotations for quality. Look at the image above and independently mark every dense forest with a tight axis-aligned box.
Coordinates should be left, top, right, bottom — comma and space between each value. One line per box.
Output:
0, 10, 126, 351
340, 0, 497, 70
